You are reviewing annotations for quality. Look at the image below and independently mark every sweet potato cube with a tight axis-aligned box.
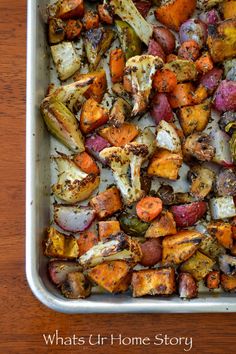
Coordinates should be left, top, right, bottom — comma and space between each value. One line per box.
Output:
132, 268, 176, 297
145, 211, 177, 238
56, 0, 85, 19
180, 251, 215, 281
168, 83, 195, 108
206, 270, 220, 289
162, 230, 203, 265
74, 70, 107, 103
178, 100, 211, 136
207, 19, 236, 62
88, 261, 131, 293
155, 0, 196, 31
90, 187, 122, 219
221, 1, 236, 20
99, 123, 139, 147
80, 98, 109, 134
44, 227, 79, 259
148, 149, 183, 180
77, 231, 99, 256
208, 222, 233, 249
98, 221, 121, 239
221, 274, 236, 292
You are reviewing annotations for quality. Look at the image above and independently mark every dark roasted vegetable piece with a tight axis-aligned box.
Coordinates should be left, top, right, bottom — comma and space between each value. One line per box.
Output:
132, 268, 176, 297
133, 0, 152, 18
216, 169, 236, 197
61, 272, 91, 299
140, 239, 162, 266
183, 132, 215, 161
188, 165, 215, 199
48, 18, 65, 44
178, 272, 198, 299
119, 213, 149, 237
115, 20, 142, 60
205, 270, 220, 289
84, 27, 115, 69
48, 260, 82, 286
153, 26, 176, 55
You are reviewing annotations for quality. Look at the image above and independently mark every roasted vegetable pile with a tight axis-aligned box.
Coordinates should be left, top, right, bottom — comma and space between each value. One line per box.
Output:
41, 0, 236, 300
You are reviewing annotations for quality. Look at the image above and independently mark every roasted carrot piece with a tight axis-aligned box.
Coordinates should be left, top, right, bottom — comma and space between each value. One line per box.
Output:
178, 40, 200, 61
168, 83, 195, 108
56, 0, 85, 19
90, 187, 122, 219
65, 19, 82, 40
110, 48, 125, 84
99, 123, 139, 147
221, 274, 236, 292
153, 69, 177, 93
206, 271, 220, 290
74, 151, 100, 175
193, 85, 208, 104
166, 54, 179, 63
208, 222, 233, 249
74, 69, 107, 103
195, 52, 214, 74
83, 10, 99, 30
80, 98, 109, 134
97, 3, 114, 24
136, 196, 163, 222
98, 221, 121, 239
77, 231, 98, 256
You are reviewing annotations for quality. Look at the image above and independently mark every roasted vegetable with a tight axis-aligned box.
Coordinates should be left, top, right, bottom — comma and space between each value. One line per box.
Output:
44, 227, 79, 259
195, 52, 214, 74
133, 0, 152, 17
56, 0, 85, 19
84, 27, 115, 69
157, 185, 193, 205
40, 97, 85, 152
221, 0, 236, 20
209, 196, 236, 220
119, 213, 149, 237
110, 0, 153, 45
74, 69, 107, 103
197, 0, 224, 9
132, 268, 176, 297
179, 19, 207, 48
219, 254, 236, 275
52, 155, 100, 203
200, 68, 223, 94
180, 251, 215, 280
178, 272, 198, 299
90, 187, 122, 219
99, 123, 139, 147
136, 196, 163, 222
153, 26, 176, 55
80, 98, 109, 135
51, 42, 81, 81
165, 59, 197, 83
207, 19, 236, 62
168, 83, 195, 108
206, 270, 220, 289
153, 69, 177, 93
124, 55, 163, 115
85, 134, 110, 163
48, 18, 65, 44
208, 222, 233, 249
155, 0, 197, 31
140, 239, 162, 267
162, 229, 203, 265
61, 272, 91, 299
199, 234, 226, 259
214, 80, 236, 112
178, 40, 200, 61
65, 19, 82, 40
77, 231, 99, 256
221, 274, 236, 292
83, 10, 99, 30
110, 48, 125, 84
219, 112, 236, 134
145, 211, 177, 238
54, 204, 96, 232
188, 165, 215, 199
147, 39, 166, 62
88, 261, 131, 293
156, 120, 181, 153
224, 59, 236, 81
148, 149, 183, 180
48, 260, 82, 286
178, 100, 211, 136
74, 151, 100, 175
199, 9, 220, 24
115, 20, 142, 60
109, 98, 132, 127
210, 129, 234, 166
79, 232, 142, 268
98, 221, 121, 239
216, 169, 236, 197
183, 132, 215, 161
150, 93, 173, 124
171, 201, 207, 227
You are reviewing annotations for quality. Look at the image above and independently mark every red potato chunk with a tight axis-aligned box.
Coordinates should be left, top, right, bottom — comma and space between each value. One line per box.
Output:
171, 201, 207, 227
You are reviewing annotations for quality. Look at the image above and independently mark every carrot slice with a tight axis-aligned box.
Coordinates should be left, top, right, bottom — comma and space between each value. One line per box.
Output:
136, 196, 163, 222
74, 151, 100, 175
110, 48, 125, 83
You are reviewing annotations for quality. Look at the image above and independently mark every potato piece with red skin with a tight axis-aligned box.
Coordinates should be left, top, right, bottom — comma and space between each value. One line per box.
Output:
178, 272, 198, 299
133, 0, 152, 18
153, 26, 176, 55
171, 201, 207, 227
150, 93, 173, 124
206, 270, 220, 289
140, 239, 162, 267
147, 39, 165, 62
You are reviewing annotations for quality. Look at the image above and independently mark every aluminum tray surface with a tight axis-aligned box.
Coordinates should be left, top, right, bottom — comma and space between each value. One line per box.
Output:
26, 0, 236, 313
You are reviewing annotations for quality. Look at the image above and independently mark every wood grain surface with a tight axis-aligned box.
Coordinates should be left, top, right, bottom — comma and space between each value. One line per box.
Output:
0, 1, 236, 353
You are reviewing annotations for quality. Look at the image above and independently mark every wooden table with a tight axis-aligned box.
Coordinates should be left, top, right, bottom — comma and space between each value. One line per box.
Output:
1, 1, 236, 353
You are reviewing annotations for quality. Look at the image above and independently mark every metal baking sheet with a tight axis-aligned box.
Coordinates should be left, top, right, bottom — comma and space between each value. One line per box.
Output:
26, 0, 236, 313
